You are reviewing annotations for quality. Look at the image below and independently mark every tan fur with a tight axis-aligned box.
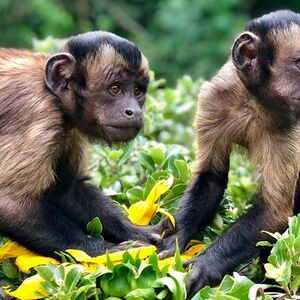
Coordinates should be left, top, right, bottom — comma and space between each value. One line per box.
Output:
0, 49, 89, 198
83, 44, 149, 92
193, 59, 300, 223
269, 24, 300, 100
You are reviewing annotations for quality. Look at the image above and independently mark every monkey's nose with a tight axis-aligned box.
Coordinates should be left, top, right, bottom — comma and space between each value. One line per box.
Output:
125, 109, 134, 117
124, 108, 142, 119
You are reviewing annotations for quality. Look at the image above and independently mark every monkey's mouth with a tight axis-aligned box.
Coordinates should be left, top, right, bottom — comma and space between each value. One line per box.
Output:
289, 97, 300, 112
105, 124, 141, 141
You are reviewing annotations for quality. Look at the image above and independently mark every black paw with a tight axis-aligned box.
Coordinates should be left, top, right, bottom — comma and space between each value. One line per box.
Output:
185, 258, 223, 300
153, 217, 175, 237
129, 226, 163, 246
157, 230, 188, 259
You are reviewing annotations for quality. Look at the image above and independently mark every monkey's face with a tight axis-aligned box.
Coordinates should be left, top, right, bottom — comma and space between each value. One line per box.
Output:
232, 24, 300, 114
267, 24, 300, 113
77, 67, 149, 144
44, 37, 149, 144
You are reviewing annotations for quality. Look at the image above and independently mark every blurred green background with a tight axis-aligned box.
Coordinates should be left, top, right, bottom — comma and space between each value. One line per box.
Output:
0, 0, 299, 82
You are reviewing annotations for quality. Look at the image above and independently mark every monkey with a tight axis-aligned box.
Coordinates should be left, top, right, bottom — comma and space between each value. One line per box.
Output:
154, 10, 300, 299
0, 31, 162, 258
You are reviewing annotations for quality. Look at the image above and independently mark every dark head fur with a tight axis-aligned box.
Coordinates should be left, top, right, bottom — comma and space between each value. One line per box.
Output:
66, 31, 142, 71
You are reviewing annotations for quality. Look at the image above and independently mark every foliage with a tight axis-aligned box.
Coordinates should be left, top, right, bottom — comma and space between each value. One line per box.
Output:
192, 215, 300, 300
2, 0, 300, 83
2, 249, 187, 300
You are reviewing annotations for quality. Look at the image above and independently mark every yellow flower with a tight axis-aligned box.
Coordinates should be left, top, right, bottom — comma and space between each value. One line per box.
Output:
16, 254, 59, 273
0, 241, 59, 273
157, 242, 207, 269
67, 245, 157, 265
3, 274, 49, 299
3, 264, 84, 300
0, 241, 34, 260
127, 175, 175, 226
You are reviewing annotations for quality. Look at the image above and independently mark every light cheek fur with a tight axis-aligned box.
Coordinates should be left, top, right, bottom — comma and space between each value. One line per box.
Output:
269, 25, 300, 99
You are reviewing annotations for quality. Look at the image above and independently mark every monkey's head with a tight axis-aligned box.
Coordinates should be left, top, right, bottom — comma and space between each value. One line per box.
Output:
44, 31, 149, 143
231, 10, 300, 114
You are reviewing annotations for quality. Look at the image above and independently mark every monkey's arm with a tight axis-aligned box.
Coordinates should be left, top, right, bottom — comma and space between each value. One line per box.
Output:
185, 150, 297, 299
158, 136, 230, 258
46, 178, 162, 246
0, 190, 112, 258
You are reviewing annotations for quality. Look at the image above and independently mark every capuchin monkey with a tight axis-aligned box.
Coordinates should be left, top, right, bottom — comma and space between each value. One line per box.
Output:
156, 10, 300, 299
0, 31, 161, 258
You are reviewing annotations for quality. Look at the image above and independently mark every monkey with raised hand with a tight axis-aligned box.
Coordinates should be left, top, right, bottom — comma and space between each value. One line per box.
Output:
156, 10, 300, 298
0, 31, 162, 257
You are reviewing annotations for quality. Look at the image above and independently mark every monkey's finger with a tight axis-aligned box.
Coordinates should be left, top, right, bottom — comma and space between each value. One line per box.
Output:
109, 240, 150, 252
185, 271, 202, 300
155, 218, 175, 236
0, 289, 6, 300
149, 233, 163, 246
158, 249, 176, 259
182, 258, 196, 268
186, 281, 202, 300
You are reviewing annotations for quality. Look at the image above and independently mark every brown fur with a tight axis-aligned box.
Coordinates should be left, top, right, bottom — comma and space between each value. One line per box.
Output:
0, 48, 88, 198
0, 45, 149, 199
0, 49, 65, 196
193, 58, 300, 223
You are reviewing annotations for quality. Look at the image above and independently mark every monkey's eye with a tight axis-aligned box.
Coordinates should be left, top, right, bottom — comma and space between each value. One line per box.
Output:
109, 85, 122, 96
134, 87, 143, 97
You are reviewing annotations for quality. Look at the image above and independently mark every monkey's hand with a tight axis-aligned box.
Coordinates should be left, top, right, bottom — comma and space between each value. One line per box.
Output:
108, 240, 152, 252
157, 229, 190, 259
151, 217, 189, 259
126, 225, 163, 247
184, 255, 223, 300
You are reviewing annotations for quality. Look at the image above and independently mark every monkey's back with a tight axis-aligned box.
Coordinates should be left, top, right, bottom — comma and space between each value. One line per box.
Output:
0, 49, 64, 197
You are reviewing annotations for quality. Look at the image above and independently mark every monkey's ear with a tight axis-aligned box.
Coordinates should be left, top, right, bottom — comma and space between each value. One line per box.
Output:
44, 53, 76, 97
232, 31, 260, 72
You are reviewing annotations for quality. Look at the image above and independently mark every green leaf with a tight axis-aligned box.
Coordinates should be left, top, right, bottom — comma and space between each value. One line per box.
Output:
143, 176, 156, 199
174, 159, 190, 182
289, 215, 300, 237
126, 188, 144, 204
138, 152, 155, 172
149, 145, 166, 165
101, 264, 133, 297
211, 213, 224, 230
2, 260, 19, 279
86, 217, 103, 239
106, 252, 114, 270
174, 240, 184, 272
109, 149, 124, 162
65, 266, 84, 292
196, 286, 215, 299
119, 142, 135, 165
224, 273, 254, 300
125, 288, 156, 299
36, 265, 55, 282
136, 263, 157, 289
